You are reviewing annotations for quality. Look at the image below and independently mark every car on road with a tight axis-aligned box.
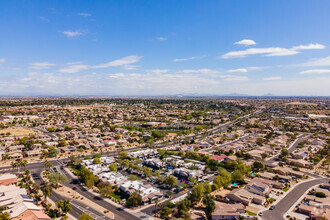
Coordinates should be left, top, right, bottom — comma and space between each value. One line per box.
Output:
258, 212, 263, 217
269, 205, 275, 210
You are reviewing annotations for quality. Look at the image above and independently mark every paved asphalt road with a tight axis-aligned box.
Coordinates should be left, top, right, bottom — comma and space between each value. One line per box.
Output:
262, 178, 329, 220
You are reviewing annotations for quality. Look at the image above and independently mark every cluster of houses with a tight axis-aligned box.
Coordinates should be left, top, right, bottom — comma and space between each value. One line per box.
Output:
0, 174, 50, 220
82, 156, 164, 205
226, 177, 285, 206
297, 182, 330, 220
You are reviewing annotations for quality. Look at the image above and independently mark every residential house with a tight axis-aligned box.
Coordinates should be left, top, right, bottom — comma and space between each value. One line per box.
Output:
0, 174, 17, 185
212, 202, 245, 220
227, 188, 265, 205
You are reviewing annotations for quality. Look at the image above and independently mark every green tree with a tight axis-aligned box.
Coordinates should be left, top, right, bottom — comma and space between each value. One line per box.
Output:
252, 161, 264, 171
78, 213, 93, 220
57, 199, 71, 215
281, 149, 289, 157
126, 191, 143, 207
203, 181, 212, 195
152, 170, 161, 178
237, 163, 250, 175
232, 170, 244, 183
109, 163, 117, 172
0, 212, 11, 220
160, 207, 172, 219
165, 175, 177, 187
120, 159, 129, 168
42, 185, 52, 201
218, 168, 232, 186
47, 173, 68, 187
98, 182, 113, 197
44, 160, 52, 171
191, 183, 205, 203
69, 155, 82, 166
203, 194, 215, 220
20, 160, 28, 171
48, 146, 60, 157
93, 158, 101, 164
143, 167, 152, 178
118, 151, 128, 159
79, 167, 98, 188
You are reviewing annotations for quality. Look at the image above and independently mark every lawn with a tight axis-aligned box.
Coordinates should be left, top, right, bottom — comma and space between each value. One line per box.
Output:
283, 187, 290, 192
110, 191, 123, 200
0, 127, 36, 136
246, 210, 257, 216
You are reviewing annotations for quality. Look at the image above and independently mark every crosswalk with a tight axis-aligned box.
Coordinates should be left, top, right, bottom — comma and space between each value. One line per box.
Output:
70, 200, 110, 220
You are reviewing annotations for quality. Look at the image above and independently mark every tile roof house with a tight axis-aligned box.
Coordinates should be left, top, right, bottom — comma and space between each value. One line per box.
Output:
212, 201, 245, 220
210, 155, 228, 162
13, 209, 50, 220
0, 174, 17, 185
227, 188, 265, 205
245, 181, 271, 196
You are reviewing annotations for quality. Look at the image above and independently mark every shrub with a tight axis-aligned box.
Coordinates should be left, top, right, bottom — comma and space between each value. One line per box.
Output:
315, 192, 326, 198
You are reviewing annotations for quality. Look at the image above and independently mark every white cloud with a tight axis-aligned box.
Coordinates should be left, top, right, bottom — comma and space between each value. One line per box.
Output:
148, 69, 169, 74
222, 43, 325, 59
0, 58, 5, 63
92, 55, 142, 69
109, 73, 125, 78
78, 13, 92, 17
61, 30, 85, 38
228, 68, 248, 73
176, 68, 220, 74
234, 39, 256, 46
157, 37, 167, 41
265, 50, 299, 56
291, 43, 325, 50
121, 65, 138, 70
299, 69, 330, 74
58, 64, 89, 73
29, 62, 55, 70
223, 75, 249, 82
55, 56, 142, 73
262, 77, 281, 81
173, 55, 206, 62
302, 56, 330, 67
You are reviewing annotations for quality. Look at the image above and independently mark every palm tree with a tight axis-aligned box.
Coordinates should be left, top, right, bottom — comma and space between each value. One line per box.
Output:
11, 162, 16, 173
154, 198, 159, 214
44, 160, 52, 171
42, 186, 52, 201
21, 160, 27, 171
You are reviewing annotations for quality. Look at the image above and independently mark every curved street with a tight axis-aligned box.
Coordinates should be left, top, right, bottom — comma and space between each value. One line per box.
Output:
262, 178, 329, 220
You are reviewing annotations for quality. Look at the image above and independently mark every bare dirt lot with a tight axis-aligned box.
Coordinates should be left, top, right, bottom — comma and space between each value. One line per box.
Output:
0, 127, 36, 136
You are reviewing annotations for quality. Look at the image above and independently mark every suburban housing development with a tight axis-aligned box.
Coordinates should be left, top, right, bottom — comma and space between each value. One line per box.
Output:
0, 97, 328, 220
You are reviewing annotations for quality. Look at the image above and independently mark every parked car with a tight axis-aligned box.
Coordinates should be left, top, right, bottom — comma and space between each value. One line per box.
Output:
269, 205, 275, 210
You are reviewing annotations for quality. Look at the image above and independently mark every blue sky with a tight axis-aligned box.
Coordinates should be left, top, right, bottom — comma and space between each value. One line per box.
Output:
1, 0, 330, 96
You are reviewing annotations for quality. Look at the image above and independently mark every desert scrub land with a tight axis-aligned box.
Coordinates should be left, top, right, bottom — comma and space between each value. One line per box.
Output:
0, 127, 36, 136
